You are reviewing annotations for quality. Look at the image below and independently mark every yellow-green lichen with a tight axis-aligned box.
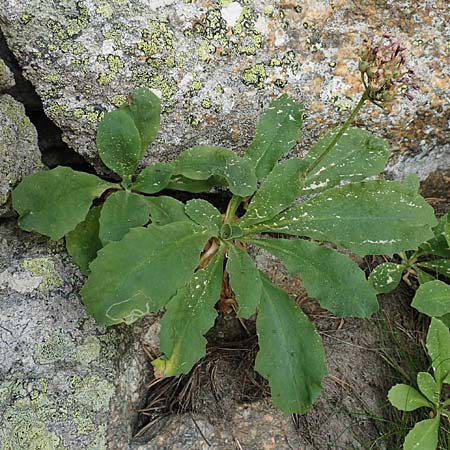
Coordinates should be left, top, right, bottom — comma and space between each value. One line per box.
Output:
86, 110, 103, 123
97, 73, 113, 86
70, 375, 114, 412
33, 330, 75, 365
111, 94, 127, 107
74, 336, 101, 366
241, 63, 266, 88
96, 2, 114, 18
201, 98, 212, 109
107, 55, 124, 73
22, 258, 63, 292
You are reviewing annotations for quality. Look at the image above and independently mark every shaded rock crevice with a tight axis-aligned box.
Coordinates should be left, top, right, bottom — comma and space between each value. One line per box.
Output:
0, 28, 94, 173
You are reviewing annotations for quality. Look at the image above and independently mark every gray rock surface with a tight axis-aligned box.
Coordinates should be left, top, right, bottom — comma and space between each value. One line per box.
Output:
0, 94, 43, 217
0, 57, 14, 91
0, 0, 448, 175
0, 221, 157, 450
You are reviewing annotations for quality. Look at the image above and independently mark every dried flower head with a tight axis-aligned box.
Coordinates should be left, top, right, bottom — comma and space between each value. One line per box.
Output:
359, 34, 419, 107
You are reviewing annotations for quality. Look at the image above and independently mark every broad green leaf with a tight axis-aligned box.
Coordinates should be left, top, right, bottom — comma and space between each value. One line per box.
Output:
245, 95, 303, 180
387, 384, 432, 411
96, 109, 142, 179
239, 159, 308, 228
418, 259, 450, 278
226, 245, 262, 319
12, 166, 113, 240
185, 199, 222, 235
368, 262, 405, 294
166, 175, 226, 193
402, 173, 421, 193
251, 238, 378, 317
146, 196, 189, 226
253, 180, 437, 256
412, 281, 450, 318
152, 248, 225, 377
99, 191, 150, 244
132, 163, 173, 194
301, 127, 389, 194
127, 87, 161, 154
255, 274, 326, 414
426, 318, 450, 385
65, 206, 102, 275
403, 418, 439, 450
417, 372, 440, 405
81, 222, 210, 325
437, 313, 450, 329
173, 146, 257, 196
416, 267, 436, 285
419, 213, 450, 258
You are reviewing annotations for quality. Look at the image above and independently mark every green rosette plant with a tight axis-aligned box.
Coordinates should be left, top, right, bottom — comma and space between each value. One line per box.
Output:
388, 318, 450, 450
13, 36, 438, 415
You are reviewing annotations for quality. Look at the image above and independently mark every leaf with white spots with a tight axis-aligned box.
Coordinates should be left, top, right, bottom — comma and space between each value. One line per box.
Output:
368, 262, 405, 294
412, 280, 450, 318
12, 166, 114, 240
245, 94, 303, 180
418, 212, 450, 258
152, 248, 225, 377
416, 267, 436, 285
81, 222, 211, 325
251, 238, 378, 317
185, 199, 222, 235
238, 158, 308, 228
166, 175, 227, 193
132, 163, 173, 194
172, 146, 257, 196
255, 274, 326, 414
418, 259, 450, 278
417, 372, 440, 405
426, 318, 450, 384
403, 418, 439, 450
301, 127, 389, 194
251, 180, 437, 256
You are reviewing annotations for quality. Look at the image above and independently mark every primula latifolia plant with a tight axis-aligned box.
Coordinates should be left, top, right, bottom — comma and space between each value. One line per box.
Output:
13, 36, 438, 414
388, 318, 450, 450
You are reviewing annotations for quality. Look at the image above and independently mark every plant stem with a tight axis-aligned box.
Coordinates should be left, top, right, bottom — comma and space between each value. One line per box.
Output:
224, 195, 242, 224
301, 90, 369, 180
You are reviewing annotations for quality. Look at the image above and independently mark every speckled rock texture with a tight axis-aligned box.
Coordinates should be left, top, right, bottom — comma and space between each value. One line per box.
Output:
0, 57, 14, 91
0, 0, 448, 178
0, 94, 43, 217
0, 221, 158, 450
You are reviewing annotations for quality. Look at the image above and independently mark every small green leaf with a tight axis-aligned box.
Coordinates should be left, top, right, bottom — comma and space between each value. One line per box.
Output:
368, 262, 405, 294
412, 281, 450, 318
239, 158, 308, 228
255, 274, 326, 414
418, 213, 450, 258
387, 384, 432, 411
416, 268, 436, 285
99, 191, 150, 244
173, 146, 257, 196
96, 109, 142, 179
185, 199, 222, 235
302, 127, 389, 194
418, 259, 450, 278
220, 223, 243, 240
65, 206, 102, 275
251, 238, 378, 317
436, 313, 450, 329
226, 245, 262, 319
132, 163, 173, 194
152, 248, 225, 377
426, 318, 450, 384
82, 222, 210, 325
12, 166, 113, 240
403, 418, 439, 450
245, 95, 303, 180
127, 87, 161, 154
403, 173, 421, 193
166, 175, 226, 193
254, 180, 437, 256
146, 196, 189, 226
417, 372, 440, 404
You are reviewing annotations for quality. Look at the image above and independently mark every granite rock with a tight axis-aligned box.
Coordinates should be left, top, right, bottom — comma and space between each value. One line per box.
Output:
0, 0, 448, 177
0, 57, 14, 91
0, 94, 43, 217
0, 221, 157, 450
